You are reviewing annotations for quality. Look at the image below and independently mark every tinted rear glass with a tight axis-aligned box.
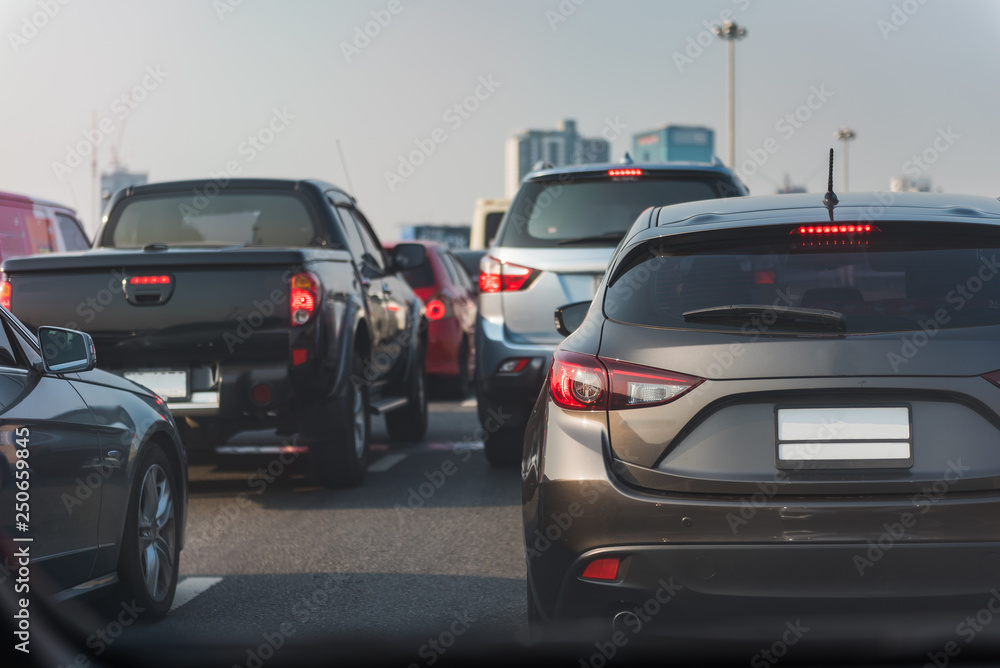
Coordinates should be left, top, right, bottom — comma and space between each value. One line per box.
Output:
402, 262, 436, 288
497, 175, 732, 248
606, 222, 1000, 334
107, 192, 320, 248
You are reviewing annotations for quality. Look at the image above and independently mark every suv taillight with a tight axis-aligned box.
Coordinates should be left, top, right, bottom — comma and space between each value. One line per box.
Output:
425, 295, 453, 321
0, 278, 10, 311
479, 255, 536, 293
549, 350, 703, 411
291, 272, 320, 325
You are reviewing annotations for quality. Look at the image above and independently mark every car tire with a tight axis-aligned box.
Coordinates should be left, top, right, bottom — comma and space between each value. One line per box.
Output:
309, 352, 371, 488
115, 444, 180, 619
484, 425, 523, 467
441, 339, 471, 400
386, 352, 429, 442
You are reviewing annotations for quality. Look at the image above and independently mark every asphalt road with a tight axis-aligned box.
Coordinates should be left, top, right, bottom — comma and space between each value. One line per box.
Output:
51, 397, 531, 667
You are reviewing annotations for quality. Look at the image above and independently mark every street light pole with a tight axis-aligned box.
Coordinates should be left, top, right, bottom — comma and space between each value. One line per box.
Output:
713, 20, 747, 169
834, 127, 857, 191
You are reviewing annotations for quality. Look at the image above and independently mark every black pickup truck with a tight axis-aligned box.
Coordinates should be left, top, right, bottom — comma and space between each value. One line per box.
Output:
1, 178, 430, 487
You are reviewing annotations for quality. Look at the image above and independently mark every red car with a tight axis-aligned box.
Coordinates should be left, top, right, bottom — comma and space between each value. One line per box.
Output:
385, 241, 477, 398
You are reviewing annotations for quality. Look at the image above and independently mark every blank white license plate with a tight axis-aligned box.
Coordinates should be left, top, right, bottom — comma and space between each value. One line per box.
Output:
776, 406, 912, 469
124, 370, 189, 400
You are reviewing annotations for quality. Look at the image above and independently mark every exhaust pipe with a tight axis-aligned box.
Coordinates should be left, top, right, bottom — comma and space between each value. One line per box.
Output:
611, 609, 640, 634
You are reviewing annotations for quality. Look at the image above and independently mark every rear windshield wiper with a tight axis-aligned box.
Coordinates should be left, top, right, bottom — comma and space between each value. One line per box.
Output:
556, 231, 626, 246
682, 304, 847, 332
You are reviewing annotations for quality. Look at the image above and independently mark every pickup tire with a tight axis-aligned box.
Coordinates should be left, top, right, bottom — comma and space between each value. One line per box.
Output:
306, 352, 370, 488
385, 351, 428, 442
115, 443, 180, 619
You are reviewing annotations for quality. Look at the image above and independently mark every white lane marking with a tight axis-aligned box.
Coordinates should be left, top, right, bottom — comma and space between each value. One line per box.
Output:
171, 576, 223, 611
369, 453, 408, 472
460, 398, 477, 407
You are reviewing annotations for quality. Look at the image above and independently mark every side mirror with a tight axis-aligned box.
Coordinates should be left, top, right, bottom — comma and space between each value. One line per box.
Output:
38, 326, 96, 374
554, 301, 591, 337
392, 243, 427, 272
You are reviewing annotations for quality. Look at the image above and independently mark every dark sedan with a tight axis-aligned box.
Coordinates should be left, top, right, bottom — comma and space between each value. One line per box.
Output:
0, 308, 187, 621
524, 191, 1000, 651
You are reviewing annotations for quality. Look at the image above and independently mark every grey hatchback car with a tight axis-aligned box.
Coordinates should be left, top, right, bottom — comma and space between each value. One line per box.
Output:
475, 160, 747, 465
524, 191, 1000, 651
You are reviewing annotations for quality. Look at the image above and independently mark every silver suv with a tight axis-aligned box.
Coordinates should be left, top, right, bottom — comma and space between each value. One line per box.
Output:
475, 160, 748, 464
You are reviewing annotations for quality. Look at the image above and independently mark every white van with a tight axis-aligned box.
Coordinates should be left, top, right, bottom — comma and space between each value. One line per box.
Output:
469, 197, 510, 250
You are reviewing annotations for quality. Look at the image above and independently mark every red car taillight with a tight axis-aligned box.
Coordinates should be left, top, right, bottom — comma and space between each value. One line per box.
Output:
290, 272, 320, 326
549, 350, 703, 411
0, 278, 10, 311
425, 295, 453, 321
479, 255, 536, 293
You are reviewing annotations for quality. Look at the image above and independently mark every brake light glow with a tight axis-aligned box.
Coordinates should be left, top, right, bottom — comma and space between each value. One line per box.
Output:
479, 255, 536, 293
290, 272, 320, 326
549, 350, 703, 411
581, 557, 621, 581
796, 224, 873, 235
0, 279, 10, 311
608, 168, 643, 177
129, 275, 171, 285
425, 297, 452, 321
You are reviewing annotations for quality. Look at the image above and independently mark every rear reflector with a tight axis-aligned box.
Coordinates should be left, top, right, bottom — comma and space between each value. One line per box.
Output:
251, 383, 273, 406
581, 557, 621, 581
292, 348, 308, 366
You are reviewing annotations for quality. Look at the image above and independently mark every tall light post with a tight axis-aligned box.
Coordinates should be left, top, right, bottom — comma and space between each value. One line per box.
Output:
834, 127, 857, 191
713, 20, 747, 168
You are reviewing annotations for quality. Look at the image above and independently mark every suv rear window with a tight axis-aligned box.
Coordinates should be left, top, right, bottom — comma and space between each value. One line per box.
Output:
606, 222, 1000, 335
497, 175, 734, 248
106, 192, 320, 248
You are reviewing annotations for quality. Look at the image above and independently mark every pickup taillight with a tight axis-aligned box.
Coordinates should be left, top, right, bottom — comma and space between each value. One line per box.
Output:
290, 272, 320, 325
0, 277, 10, 311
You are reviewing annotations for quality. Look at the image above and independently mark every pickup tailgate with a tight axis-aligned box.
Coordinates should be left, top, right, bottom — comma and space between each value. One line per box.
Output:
5, 248, 336, 367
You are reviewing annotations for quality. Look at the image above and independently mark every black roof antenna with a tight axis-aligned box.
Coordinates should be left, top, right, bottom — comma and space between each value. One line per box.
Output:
823, 148, 838, 221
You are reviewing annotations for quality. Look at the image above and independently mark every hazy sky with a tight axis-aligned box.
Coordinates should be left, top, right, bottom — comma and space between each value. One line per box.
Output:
2, 0, 998, 239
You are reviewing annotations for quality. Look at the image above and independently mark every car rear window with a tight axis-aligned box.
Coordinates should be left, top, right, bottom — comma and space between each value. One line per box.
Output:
606, 222, 1000, 335
106, 192, 321, 248
496, 175, 734, 248
402, 261, 436, 288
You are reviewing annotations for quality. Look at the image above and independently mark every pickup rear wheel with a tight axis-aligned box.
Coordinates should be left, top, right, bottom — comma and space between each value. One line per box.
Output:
385, 352, 428, 442
309, 352, 370, 488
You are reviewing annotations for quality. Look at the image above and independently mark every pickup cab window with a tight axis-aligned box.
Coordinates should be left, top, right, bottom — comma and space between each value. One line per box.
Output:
56, 213, 91, 251
106, 192, 321, 248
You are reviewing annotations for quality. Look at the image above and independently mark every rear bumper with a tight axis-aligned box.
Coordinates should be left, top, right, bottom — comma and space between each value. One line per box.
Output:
551, 542, 1000, 628
425, 318, 462, 376
475, 313, 553, 424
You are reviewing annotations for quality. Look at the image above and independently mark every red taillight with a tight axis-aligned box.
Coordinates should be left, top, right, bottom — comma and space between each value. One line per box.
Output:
581, 557, 621, 581
0, 279, 10, 311
291, 272, 320, 326
796, 224, 873, 235
425, 296, 452, 321
608, 168, 643, 178
479, 255, 536, 293
128, 275, 171, 285
549, 350, 703, 411
549, 350, 608, 409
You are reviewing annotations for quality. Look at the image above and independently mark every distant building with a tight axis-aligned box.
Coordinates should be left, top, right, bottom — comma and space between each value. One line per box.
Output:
776, 173, 807, 194
101, 167, 147, 202
631, 125, 715, 164
890, 176, 932, 193
504, 119, 610, 196
398, 224, 471, 249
